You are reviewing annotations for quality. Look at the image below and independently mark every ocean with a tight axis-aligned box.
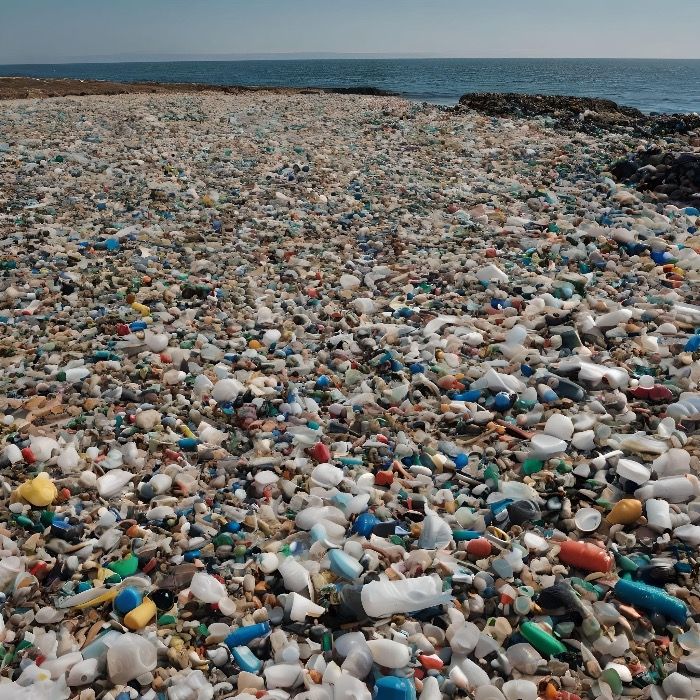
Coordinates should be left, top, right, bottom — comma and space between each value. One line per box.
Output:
2, 58, 699, 114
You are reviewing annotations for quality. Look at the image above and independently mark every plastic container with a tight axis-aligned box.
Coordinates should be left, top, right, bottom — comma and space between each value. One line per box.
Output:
113, 587, 143, 615
557, 540, 614, 573
107, 633, 157, 684
123, 597, 156, 630
225, 622, 271, 649
360, 576, 451, 617
519, 621, 567, 657
635, 475, 698, 503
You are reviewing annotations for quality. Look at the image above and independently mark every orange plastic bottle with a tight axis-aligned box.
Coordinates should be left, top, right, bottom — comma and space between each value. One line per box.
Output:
557, 540, 613, 573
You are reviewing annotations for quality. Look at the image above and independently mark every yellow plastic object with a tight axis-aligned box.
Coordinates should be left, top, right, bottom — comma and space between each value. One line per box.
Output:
179, 424, 196, 439
14, 473, 57, 507
74, 588, 118, 610
124, 597, 157, 630
607, 499, 643, 525
131, 302, 150, 316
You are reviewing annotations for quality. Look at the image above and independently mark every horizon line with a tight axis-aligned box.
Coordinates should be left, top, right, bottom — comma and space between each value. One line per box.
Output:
2, 54, 699, 65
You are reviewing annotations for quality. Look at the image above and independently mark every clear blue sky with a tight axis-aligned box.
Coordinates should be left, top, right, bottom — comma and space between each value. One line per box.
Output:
1, 0, 698, 64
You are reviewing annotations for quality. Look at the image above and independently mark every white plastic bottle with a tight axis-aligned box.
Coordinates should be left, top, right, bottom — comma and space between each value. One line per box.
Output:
107, 633, 157, 685
636, 476, 698, 503
360, 575, 451, 618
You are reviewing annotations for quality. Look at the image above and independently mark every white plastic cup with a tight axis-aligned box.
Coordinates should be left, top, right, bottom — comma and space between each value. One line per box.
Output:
286, 592, 326, 621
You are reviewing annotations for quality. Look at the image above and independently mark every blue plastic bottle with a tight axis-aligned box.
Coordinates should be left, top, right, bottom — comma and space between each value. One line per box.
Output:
178, 438, 200, 451
615, 579, 688, 624
224, 621, 271, 649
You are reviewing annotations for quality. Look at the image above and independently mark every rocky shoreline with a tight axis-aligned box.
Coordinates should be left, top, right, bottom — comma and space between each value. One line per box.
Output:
457, 92, 700, 137
456, 93, 700, 207
0, 76, 398, 101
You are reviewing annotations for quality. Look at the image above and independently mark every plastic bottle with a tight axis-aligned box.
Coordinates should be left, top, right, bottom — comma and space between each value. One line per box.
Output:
646, 498, 673, 531
519, 621, 567, 657
474, 688, 506, 700
285, 592, 326, 621
189, 571, 227, 603
456, 657, 491, 688
614, 579, 689, 624
366, 639, 411, 668
224, 621, 271, 648
81, 630, 122, 661
557, 540, 613, 573
67, 658, 99, 686
327, 549, 363, 580
606, 499, 642, 525
279, 556, 312, 592
419, 677, 442, 700
263, 663, 302, 689
0, 556, 23, 590
418, 510, 454, 549
231, 645, 263, 673
360, 575, 451, 618
342, 645, 373, 679
106, 633, 157, 684
505, 643, 543, 674
635, 475, 698, 503
502, 680, 538, 700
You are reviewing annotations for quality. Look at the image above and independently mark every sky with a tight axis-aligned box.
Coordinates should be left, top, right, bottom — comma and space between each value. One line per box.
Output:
0, 0, 699, 64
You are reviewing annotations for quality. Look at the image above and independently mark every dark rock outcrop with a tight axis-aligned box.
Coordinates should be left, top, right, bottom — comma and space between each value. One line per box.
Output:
457, 92, 700, 137
610, 150, 700, 207
327, 86, 399, 97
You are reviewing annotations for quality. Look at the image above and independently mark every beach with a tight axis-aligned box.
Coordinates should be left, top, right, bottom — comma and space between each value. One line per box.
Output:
1, 86, 700, 698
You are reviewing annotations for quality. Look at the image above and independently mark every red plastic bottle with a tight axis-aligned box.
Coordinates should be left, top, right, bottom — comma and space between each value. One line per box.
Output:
557, 540, 613, 573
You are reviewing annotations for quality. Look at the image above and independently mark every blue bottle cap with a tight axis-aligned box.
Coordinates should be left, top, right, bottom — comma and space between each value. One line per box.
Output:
113, 587, 143, 615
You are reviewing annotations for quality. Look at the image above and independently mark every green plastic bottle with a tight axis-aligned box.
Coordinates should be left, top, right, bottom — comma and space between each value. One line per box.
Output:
520, 621, 567, 657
